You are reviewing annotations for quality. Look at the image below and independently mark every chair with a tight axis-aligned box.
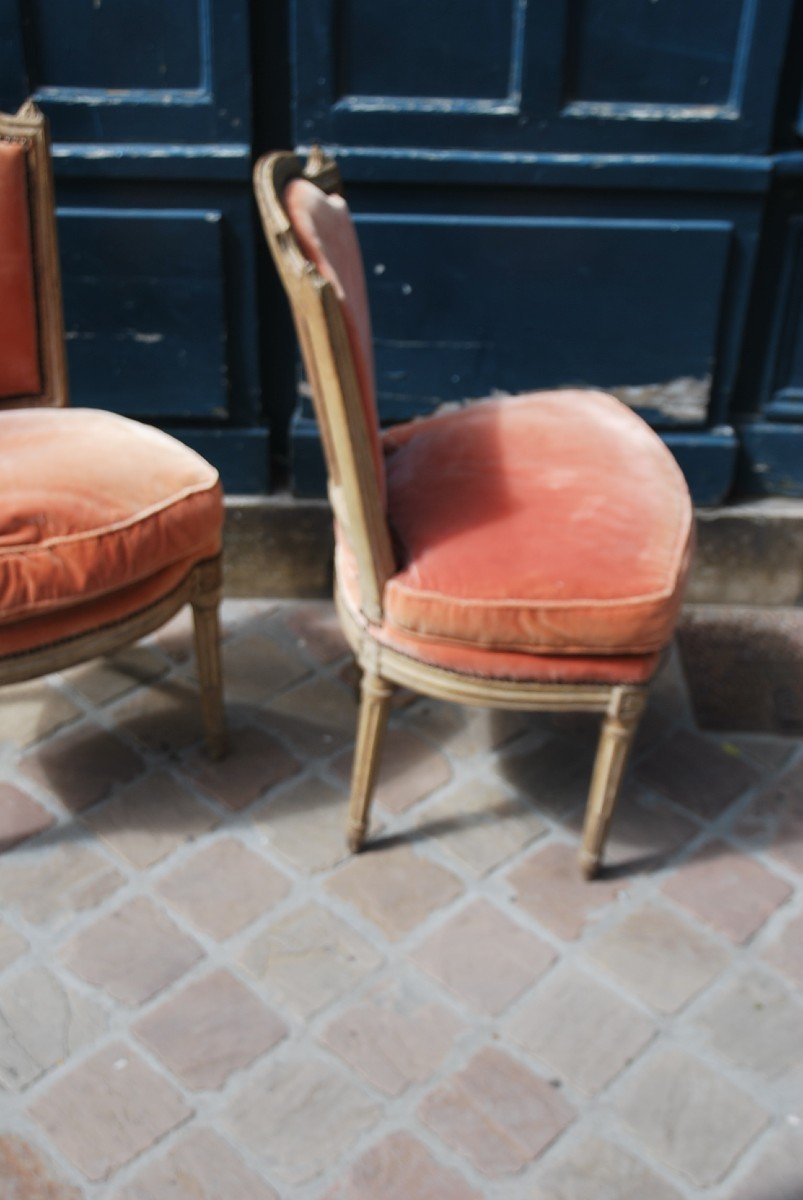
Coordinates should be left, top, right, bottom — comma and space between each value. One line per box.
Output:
255, 148, 693, 877
0, 102, 225, 760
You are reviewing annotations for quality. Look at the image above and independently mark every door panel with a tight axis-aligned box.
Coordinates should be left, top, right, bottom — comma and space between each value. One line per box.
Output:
59, 208, 229, 420
294, 0, 794, 154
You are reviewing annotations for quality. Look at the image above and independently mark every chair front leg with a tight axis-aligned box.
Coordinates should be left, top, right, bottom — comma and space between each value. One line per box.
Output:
580, 686, 646, 879
347, 669, 393, 852
191, 559, 227, 761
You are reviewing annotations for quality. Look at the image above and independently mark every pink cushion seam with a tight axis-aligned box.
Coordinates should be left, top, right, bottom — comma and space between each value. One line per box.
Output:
0, 478, 220, 559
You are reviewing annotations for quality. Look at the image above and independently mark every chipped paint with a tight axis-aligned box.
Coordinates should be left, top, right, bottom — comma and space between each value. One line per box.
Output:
376, 339, 486, 351
609, 375, 711, 422
128, 331, 164, 345
565, 101, 737, 123
52, 143, 248, 160
35, 87, 208, 107
335, 95, 520, 117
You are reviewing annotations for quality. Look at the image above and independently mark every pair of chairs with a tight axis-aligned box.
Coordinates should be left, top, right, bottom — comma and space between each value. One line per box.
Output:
1, 103, 693, 877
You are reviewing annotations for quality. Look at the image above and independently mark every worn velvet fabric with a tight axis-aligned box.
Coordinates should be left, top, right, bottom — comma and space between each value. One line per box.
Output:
337, 389, 693, 681
284, 177, 384, 489
2, 559, 199, 657
337, 540, 659, 683
0, 142, 41, 401
0, 408, 222, 655
381, 390, 693, 657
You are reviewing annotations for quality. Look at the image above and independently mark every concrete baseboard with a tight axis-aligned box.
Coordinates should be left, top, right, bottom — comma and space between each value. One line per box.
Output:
687, 499, 803, 607
678, 605, 803, 736
224, 494, 333, 599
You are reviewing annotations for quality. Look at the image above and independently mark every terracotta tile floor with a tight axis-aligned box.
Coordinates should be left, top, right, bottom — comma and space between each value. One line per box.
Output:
0, 599, 801, 1198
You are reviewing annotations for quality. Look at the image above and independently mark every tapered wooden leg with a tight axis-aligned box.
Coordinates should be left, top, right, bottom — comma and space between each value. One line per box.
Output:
191, 560, 227, 761
580, 687, 646, 879
347, 669, 393, 852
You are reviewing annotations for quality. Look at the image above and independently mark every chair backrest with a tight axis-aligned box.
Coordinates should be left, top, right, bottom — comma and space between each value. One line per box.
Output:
254, 149, 394, 623
0, 102, 67, 409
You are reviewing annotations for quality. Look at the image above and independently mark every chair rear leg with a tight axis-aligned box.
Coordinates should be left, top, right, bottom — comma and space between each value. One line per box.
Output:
580, 687, 646, 879
347, 669, 393, 852
191, 560, 227, 761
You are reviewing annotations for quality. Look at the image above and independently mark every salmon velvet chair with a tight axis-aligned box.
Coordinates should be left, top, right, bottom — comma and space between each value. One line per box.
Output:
255, 148, 694, 878
0, 103, 225, 758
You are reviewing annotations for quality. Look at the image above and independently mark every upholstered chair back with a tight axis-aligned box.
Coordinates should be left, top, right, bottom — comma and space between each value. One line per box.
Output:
284, 177, 385, 491
255, 151, 394, 623
0, 104, 67, 409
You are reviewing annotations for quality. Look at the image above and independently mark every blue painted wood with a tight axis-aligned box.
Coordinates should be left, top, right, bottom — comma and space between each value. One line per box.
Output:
320, 149, 772, 194
28, 0, 201, 90
337, 0, 516, 102
0, 6, 28, 106
664, 430, 738, 506
293, 0, 795, 155
2, 0, 801, 498
290, 410, 328, 498
163, 428, 271, 494
732, 144, 803, 494
4, 0, 250, 144
567, 0, 744, 109
0, 0, 266, 490
356, 212, 732, 428
59, 207, 228, 420
739, 423, 803, 496
50, 144, 251, 182
54, 176, 267, 487
757, 216, 803, 422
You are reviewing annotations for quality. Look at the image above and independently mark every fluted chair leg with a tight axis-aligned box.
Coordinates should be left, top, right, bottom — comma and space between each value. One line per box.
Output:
579, 687, 646, 879
191, 560, 227, 761
347, 669, 393, 852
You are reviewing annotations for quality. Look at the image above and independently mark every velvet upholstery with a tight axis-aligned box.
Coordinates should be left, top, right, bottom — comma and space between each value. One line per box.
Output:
0, 142, 41, 401
284, 177, 384, 489
0, 408, 222, 650
337, 542, 659, 684
380, 391, 693, 658
2, 559, 200, 658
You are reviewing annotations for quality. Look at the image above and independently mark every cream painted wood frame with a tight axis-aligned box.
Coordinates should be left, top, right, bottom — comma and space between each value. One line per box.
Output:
0, 103, 226, 761
255, 148, 649, 878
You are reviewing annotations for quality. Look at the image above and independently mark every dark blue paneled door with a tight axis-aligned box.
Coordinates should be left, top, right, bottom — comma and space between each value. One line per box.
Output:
296, 0, 791, 154
0, 0, 268, 493
289, 0, 802, 503
3, 2, 803, 499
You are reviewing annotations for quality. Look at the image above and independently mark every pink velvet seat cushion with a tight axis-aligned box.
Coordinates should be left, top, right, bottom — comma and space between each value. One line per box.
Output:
0, 408, 222, 638
379, 390, 693, 657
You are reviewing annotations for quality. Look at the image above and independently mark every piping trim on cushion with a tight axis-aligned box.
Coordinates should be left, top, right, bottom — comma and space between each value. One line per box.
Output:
0, 562, 204, 661
0, 480, 220, 558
